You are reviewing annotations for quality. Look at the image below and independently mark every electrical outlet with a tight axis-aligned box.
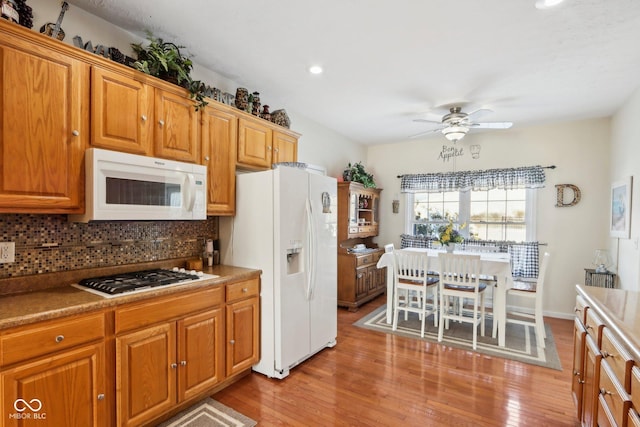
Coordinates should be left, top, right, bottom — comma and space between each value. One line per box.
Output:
0, 242, 15, 263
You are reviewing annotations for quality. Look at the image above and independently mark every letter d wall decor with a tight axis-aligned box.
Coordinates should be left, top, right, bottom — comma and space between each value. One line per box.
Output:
555, 184, 581, 207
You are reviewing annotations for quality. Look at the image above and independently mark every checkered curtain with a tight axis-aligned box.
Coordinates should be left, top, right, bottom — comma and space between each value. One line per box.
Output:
400, 165, 546, 193
399, 235, 541, 278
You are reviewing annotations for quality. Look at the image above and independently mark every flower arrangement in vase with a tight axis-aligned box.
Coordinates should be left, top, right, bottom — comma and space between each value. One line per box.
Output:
437, 215, 465, 251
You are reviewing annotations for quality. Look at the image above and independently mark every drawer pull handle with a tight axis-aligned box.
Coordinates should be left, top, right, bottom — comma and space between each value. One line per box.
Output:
97, 394, 105, 400
574, 307, 581, 313
72, 130, 80, 136
141, 115, 147, 121
586, 325, 593, 330
171, 363, 177, 369
159, 120, 165, 126
180, 360, 187, 366
602, 350, 613, 358
600, 388, 612, 396
230, 339, 235, 345
242, 288, 248, 293
55, 335, 64, 343
205, 156, 210, 161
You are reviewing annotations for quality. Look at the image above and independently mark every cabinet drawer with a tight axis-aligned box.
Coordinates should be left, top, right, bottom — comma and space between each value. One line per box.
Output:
116, 286, 223, 334
600, 359, 632, 427
356, 254, 373, 267
632, 366, 640, 412
575, 295, 588, 325
1, 312, 105, 366
630, 409, 640, 427
601, 327, 634, 392
349, 226, 359, 234
585, 309, 604, 346
226, 278, 259, 303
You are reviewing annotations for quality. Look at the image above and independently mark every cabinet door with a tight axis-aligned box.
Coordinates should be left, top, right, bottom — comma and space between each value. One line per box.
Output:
237, 118, 272, 169
116, 323, 176, 427
201, 104, 237, 215
1, 343, 106, 427
355, 267, 369, 299
91, 66, 153, 155
582, 335, 602, 427
0, 41, 88, 212
226, 297, 259, 376
572, 318, 586, 420
177, 308, 224, 402
154, 89, 199, 163
273, 130, 298, 164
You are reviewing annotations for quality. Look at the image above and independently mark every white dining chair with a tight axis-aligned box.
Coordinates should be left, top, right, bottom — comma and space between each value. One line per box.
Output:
505, 252, 551, 348
437, 253, 487, 350
392, 249, 438, 337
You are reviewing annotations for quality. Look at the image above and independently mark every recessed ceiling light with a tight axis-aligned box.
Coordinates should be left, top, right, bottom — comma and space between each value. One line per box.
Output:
535, 0, 565, 9
309, 65, 323, 75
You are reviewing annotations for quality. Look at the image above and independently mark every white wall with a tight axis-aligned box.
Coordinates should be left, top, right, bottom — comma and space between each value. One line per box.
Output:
367, 118, 611, 317
610, 87, 640, 291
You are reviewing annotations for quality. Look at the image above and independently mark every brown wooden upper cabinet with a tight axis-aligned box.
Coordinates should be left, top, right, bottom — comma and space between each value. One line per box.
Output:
91, 66, 153, 156
273, 130, 298, 164
201, 103, 238, 216
237, 116, 299, 170
91, 65, 199, 163
0, 26, 88, 213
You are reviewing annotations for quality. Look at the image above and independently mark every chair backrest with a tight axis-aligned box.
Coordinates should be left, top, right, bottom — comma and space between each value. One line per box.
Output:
437, 253, 482, 292
464, 244, 500, 253
536, 252, 551, 295
394, 249, 429, 286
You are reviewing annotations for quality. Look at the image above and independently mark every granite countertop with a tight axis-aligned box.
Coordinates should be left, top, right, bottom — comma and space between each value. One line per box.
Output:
0, 264, 261, 331
576, 284, 640, 361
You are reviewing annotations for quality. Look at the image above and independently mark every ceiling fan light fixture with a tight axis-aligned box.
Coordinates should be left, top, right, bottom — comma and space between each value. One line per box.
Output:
442, 125, 469, 142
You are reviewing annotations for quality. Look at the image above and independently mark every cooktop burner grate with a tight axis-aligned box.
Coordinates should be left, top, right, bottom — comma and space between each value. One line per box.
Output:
78, 269, 200, 295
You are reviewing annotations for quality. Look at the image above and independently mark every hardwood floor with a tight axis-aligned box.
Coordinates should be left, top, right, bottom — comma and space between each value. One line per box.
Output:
213, 295, 580, 426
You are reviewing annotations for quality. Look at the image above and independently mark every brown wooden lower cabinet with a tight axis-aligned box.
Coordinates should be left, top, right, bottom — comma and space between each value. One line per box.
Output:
574, 285, 640, 427
1, 342, 106, 427
0, 311, 108, 427
338, 249, 386, 311
0, 275, 260, 427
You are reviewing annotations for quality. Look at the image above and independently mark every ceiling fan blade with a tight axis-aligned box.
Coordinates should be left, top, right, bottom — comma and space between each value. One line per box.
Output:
412, 118, 442, 124
409, 127, 444, 139
470, 121, 513, 129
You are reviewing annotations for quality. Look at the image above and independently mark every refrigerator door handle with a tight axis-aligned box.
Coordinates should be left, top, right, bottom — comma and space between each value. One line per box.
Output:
305, 198, 316, 300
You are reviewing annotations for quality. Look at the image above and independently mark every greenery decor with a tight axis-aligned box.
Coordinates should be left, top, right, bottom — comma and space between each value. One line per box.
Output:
344, 162, 376, 188
438, 214, 465, 247
131, 33, 208, 110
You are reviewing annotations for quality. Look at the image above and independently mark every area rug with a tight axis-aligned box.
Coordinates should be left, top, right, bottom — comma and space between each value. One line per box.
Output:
156, 397, 257, 427
354, 305, 562, 370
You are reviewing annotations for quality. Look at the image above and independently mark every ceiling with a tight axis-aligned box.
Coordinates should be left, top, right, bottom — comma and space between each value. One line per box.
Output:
69, 0, 640, 145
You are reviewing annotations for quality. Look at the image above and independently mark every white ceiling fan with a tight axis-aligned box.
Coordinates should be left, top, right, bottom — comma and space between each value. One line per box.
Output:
410, 106, 513, 142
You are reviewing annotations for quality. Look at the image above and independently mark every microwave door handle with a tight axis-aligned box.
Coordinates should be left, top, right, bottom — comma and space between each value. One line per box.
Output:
184, 173, 196, 212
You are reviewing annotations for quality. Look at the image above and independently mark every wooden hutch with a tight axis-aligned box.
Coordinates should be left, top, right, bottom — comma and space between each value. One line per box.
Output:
337, 181, 386, 311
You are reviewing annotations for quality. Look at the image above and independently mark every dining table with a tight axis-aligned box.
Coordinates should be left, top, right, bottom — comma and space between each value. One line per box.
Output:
377, 247, 513, 347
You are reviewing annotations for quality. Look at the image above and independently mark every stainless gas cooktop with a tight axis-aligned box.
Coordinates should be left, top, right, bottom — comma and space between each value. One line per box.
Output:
74, 268, 218, 298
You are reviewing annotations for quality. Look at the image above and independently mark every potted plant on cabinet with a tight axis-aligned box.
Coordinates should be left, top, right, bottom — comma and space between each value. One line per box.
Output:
343, 162, 376, 188
131, 33, 208, 110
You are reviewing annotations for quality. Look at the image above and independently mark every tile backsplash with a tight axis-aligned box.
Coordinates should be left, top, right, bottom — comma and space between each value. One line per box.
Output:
0, 214, 218, 279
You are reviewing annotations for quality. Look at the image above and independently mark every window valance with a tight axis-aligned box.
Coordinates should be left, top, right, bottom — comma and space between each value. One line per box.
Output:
400, 165, 546, 193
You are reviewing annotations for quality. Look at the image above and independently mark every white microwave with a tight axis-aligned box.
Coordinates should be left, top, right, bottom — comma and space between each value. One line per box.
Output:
69, 148, 207, 222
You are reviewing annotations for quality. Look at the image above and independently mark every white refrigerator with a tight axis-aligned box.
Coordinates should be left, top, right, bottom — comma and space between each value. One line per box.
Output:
222, 166, 337, 379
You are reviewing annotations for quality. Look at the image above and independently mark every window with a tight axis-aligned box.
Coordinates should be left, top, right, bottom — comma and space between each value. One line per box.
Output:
406, 188, 536, 242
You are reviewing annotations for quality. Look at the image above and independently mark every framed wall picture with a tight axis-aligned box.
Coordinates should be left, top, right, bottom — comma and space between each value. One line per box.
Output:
610, 176, 633, 238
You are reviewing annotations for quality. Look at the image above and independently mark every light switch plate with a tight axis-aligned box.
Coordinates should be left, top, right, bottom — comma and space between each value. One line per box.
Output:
0, 242, 15, 263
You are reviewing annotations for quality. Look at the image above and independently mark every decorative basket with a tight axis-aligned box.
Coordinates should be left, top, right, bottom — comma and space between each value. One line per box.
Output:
271, 109, 291, 128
